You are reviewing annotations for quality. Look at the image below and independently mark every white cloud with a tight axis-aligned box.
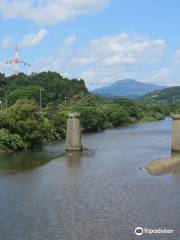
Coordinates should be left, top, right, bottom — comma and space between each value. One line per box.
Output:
152, 68, 170, 79
71, 53, 95, 65
173, 49, 180, 65
33, 55, 64, 73
20, 28, 48, 47
1, 36, 14, 48
14, 31, 173, 89
70, 33, 166, 67
144, 68, 171, 85
0, 0, 110, 26
64, 35, 77, 45
79, 66, 136, 87
29, 33, 168, 88
65, 33, 166, 88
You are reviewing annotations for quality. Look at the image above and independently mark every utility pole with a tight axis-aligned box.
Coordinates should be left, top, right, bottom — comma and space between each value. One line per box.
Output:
172, 96, 176, 104
39, 88, 44, 111
64, 97, 69, 105
5, 94, 8, 109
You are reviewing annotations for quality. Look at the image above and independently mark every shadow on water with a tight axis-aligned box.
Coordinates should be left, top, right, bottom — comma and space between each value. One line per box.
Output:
145, 152, 180, 176
0, 140, 66, 174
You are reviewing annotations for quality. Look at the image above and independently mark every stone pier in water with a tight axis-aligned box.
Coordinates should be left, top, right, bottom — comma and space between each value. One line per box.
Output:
66, 113, 82, 151
172, 114, 180, 151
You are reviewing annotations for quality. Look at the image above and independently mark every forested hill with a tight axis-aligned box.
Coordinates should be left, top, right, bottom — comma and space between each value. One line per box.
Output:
0, 72, 88, 107
140, 86, 180, 103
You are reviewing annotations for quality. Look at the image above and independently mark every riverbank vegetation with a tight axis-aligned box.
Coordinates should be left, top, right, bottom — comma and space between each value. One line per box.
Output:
0, 72, 176, 152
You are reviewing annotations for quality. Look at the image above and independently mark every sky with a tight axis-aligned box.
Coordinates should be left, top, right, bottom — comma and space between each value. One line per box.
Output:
0, 0, 180, 89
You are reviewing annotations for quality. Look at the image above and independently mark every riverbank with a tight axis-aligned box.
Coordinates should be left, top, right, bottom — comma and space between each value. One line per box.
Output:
145, 154, 180, 176
0, 93, 172, 152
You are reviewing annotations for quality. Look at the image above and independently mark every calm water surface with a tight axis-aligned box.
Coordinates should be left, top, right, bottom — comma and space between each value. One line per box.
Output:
0, 118, 180, 240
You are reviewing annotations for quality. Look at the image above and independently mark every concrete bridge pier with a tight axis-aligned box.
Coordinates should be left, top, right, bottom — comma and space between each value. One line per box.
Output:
66, 113, 82, 151
172, 114, 180, 152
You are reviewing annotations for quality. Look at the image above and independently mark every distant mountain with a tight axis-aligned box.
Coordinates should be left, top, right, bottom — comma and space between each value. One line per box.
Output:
92, 79, 166, 98
140, 86, 180, 103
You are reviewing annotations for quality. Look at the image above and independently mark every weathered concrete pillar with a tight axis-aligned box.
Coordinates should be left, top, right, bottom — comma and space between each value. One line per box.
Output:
66, 113, 82, 151
172, 114, 180, 151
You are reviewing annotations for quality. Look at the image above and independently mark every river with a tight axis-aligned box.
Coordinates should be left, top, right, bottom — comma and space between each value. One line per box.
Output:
0, 118, 179, 240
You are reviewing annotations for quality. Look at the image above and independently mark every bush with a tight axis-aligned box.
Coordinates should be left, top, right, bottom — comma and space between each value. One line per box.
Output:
80, 106, 106, 132
49, 111, 68, 139
102, 104, 131, 127
0, 100, 56, 148
0, 129, 26, 151
0, 92, 168, 152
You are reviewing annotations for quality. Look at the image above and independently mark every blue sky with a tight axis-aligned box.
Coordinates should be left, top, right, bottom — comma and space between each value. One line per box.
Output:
0, 0, 180, 89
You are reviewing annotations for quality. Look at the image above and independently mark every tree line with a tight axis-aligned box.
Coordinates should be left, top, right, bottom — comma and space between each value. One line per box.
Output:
0, 72, 175, 152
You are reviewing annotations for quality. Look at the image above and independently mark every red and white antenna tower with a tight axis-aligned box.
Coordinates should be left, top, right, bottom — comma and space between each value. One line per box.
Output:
6, 45, 31, 75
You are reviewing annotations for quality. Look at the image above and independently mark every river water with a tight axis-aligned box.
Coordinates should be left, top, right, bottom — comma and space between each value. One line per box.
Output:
0, 118, 179, 240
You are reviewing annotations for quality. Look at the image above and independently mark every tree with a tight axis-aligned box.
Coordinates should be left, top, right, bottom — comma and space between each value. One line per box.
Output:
80, 106, 106, 131
0, 100, 55, 148
1, 71, 88, 107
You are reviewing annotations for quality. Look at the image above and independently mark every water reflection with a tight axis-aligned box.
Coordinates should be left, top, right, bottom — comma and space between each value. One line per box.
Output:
0, 152, 51, 174
66, 151, 81, 168
145, 153, 180, 176
0, 141, 65, 174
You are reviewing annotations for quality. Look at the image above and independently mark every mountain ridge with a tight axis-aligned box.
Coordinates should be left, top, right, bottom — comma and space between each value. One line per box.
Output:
92, 79, 166, 98
140, 86, 180, 103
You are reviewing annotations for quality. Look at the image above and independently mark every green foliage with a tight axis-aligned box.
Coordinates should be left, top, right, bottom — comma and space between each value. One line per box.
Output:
0, 100, 55, 148
0, 129, 25, 151
49, 111, 68, 138
0, 71, 88, 107
113, 99, 142, 120
0, 72, 171, 152
67, 94, 106, 131
140, 86, 180, 104
8, 85, 44, 106
101, 103, 131, 127
65, 93, 167, 131
80, 107, 106, 132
